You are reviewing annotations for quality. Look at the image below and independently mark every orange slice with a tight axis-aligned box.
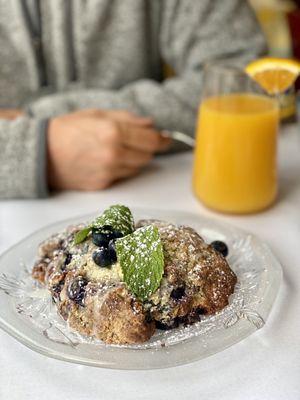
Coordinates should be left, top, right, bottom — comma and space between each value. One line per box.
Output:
245, 57, 300, 95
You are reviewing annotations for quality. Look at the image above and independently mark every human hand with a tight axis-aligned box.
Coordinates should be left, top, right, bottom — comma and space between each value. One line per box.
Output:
47, 109, 171, 191
0, 109, 24, 119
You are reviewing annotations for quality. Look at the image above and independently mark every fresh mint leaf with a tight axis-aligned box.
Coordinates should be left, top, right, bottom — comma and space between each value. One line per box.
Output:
74, 205, 134, 245
74, 227, 92, 245
116, 225, 164, 301
93, 205, 134, 236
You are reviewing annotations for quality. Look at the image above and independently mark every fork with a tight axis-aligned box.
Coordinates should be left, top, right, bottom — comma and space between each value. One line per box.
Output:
161, 130, 195, 148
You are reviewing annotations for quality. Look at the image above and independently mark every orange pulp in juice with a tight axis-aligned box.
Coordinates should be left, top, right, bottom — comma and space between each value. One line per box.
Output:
193, 94, 279, 213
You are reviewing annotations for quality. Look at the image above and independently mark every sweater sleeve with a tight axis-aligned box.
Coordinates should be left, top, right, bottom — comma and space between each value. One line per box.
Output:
0, 117, 48, 199
27, 0, 266, 136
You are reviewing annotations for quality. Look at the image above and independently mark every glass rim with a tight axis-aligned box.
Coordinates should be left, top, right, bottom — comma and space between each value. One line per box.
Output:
203, 61, 248, 76
201, 60, 271, 97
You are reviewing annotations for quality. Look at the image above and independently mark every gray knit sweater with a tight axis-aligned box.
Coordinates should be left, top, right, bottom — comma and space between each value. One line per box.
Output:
0, 0, 265, 198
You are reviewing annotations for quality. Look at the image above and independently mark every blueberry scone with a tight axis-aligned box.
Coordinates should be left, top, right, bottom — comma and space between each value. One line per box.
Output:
32, 205, 237, 344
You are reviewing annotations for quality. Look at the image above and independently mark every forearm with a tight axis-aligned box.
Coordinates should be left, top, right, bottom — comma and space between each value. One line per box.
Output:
26, 79, 197, 136
0, 117, 48, 199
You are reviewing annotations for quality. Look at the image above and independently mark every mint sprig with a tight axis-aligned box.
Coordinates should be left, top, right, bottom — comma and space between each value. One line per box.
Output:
116, 225, 164, 301
74, 205, 134, 245
93, 204, 134, 234
73, 227, 91, 245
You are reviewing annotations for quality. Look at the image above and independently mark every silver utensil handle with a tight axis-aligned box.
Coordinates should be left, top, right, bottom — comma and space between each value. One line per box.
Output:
162, 130, 195, 148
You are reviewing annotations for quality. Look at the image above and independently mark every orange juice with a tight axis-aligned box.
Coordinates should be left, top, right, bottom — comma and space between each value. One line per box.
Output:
193, 94, 279, 213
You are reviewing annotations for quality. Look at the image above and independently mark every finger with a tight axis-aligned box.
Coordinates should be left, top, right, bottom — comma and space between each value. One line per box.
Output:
121, 125, 172, 152
81, 166, 140, 190
80, 179, 112, 191
81, 166, 140, 189
113, 166, 140, 180
71, 108, 105, 117
118, 147, 154, 168
104, 110, 153, 126
79, 109, 153, 126
153, 133, 172, 153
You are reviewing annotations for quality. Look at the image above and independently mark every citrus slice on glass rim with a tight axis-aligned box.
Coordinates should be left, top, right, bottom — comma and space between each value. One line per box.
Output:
245, 57, 300, 95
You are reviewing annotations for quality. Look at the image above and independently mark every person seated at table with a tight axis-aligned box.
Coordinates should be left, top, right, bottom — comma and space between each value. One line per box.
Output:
0, 0, 266, 199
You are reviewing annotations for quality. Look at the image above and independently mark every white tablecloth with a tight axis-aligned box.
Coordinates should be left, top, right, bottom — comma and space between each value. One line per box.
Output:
0, 124, 299, 400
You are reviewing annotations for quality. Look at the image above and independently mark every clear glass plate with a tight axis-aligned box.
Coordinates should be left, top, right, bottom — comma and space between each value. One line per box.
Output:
0, 208, 282, 369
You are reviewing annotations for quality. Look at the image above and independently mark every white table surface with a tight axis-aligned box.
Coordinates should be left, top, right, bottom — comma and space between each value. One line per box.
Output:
0, 124, 299, 400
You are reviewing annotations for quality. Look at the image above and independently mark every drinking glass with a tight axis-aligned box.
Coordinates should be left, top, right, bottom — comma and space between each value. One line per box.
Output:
193, 63, 280, 214
296, 91, 300, 147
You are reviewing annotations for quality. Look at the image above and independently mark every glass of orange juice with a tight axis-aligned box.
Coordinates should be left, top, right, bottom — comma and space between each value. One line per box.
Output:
193, 63, 280, 214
